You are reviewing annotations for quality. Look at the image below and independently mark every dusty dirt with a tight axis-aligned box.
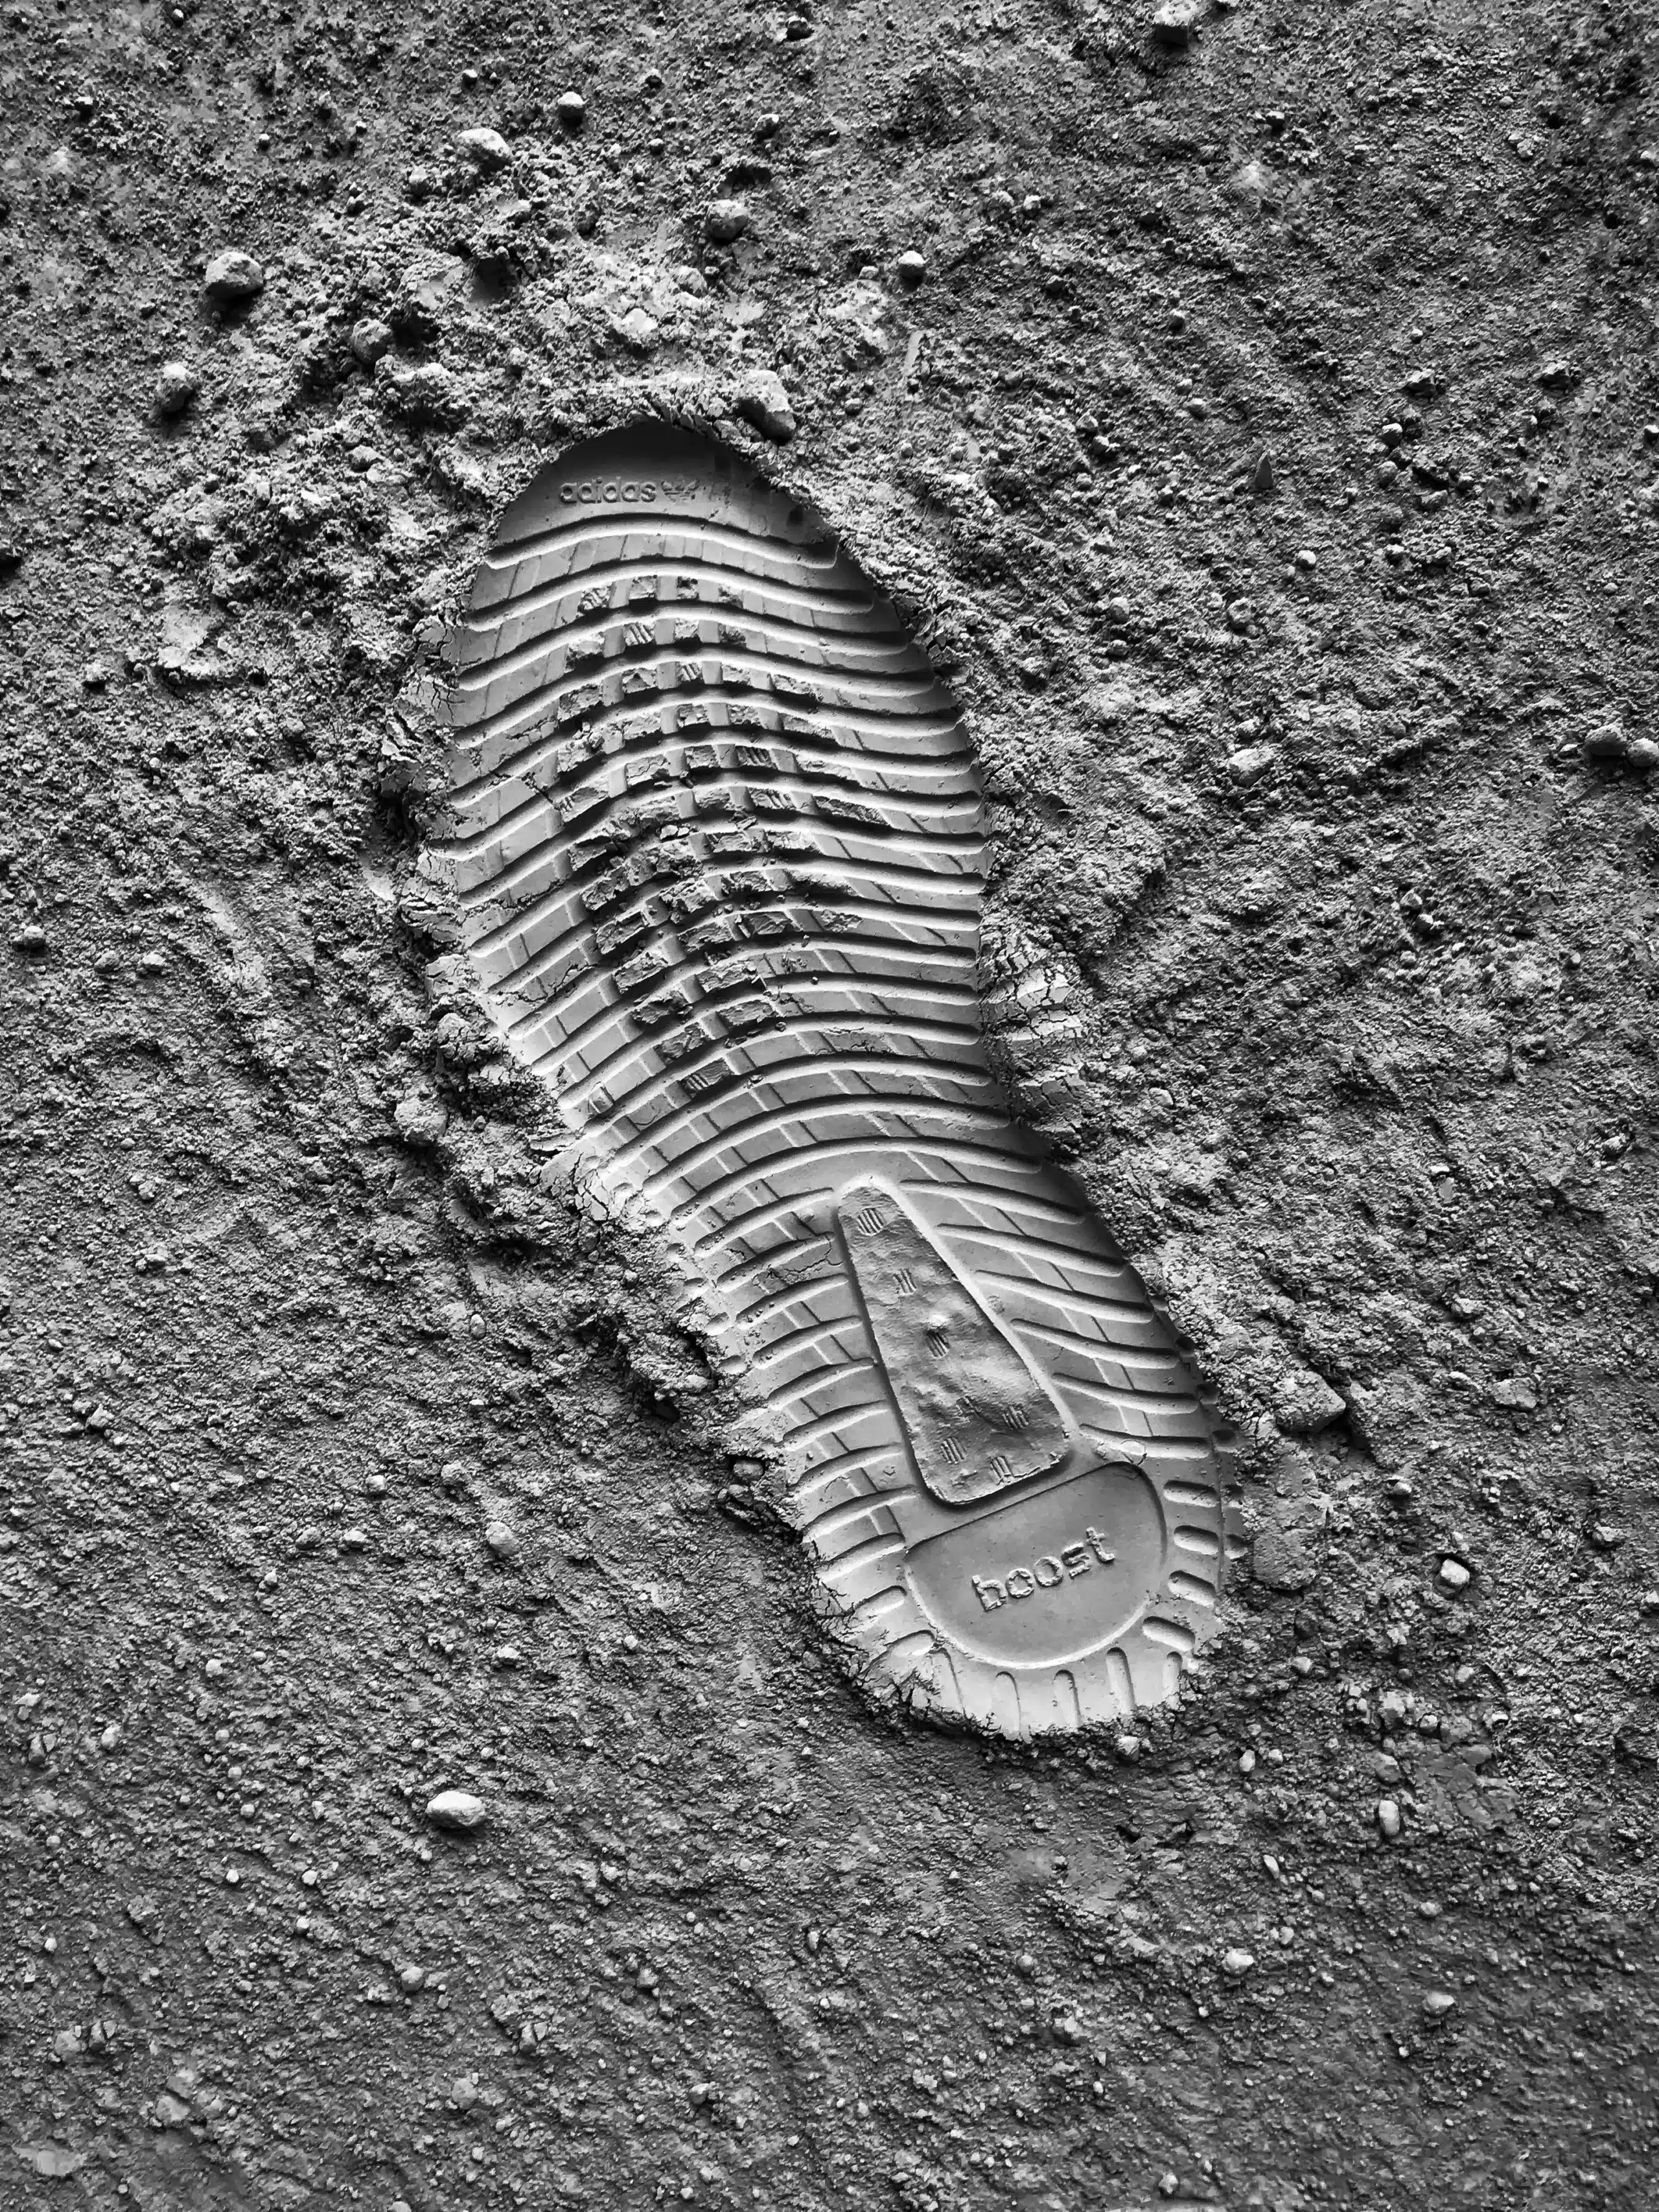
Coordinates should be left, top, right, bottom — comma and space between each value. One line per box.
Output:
4, 0, 1659, 2205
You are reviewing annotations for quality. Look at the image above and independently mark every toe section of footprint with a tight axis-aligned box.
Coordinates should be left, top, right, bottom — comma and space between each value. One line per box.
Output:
430, 425, 1238, 1740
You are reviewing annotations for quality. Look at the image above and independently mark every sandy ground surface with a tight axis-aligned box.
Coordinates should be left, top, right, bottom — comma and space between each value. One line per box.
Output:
3, 0, 1658, 2205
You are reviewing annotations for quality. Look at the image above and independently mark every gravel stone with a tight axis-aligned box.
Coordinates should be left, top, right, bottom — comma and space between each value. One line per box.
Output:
456, 126, 512, 171
1226, 742, 1277, 785
154, 361, 199, 417
1152, 0, 1204, 45
704, 198, 751, 244
202, 249, 266, 305
1583, 723, 1629, 762
425, 1790, 489, 1834
349, 316, 395, 365
734, 367, 796, 443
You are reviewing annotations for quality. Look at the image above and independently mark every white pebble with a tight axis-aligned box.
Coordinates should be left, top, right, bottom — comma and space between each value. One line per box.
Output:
154, 361, 198, 417
456, 126, 512, 171
202, 248, 265, 306
705, 198, 750, 245
426, 1789, 489, 1834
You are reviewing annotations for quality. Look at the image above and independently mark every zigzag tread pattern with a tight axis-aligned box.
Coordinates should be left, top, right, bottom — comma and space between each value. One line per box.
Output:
428, 426, 1236, 1739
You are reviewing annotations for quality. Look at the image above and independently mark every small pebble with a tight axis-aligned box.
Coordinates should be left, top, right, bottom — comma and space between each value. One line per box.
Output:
1152, 0, 1203, 45
202, 248, 266, 306
705, 197, 751, 244
154, 361, 198, 417
1376, 1797, 1403, 1841
1582, 723, 1628, 763
1220, 1947, 1255, 1977
734, 367, 796, 444
349, 316, 394, 366
426, 1789, 489, 1834
614, 305, 659, 353
1438, 1557, 1471, 1590
393, 1095, 449, 1148
456, 126, 512, 171
1422, 1990, 1457, 2020
484, 1520, 520, 1559
1226, 742, 1277, 786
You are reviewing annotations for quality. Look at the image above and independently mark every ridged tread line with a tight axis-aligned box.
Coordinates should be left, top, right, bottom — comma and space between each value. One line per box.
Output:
467, 550, 888, 633
451, 751, 986, 844
575, 1008, 987, 1126
449, 697, 971, 802
457, 601, 932, 690
512, 957, 983, 1088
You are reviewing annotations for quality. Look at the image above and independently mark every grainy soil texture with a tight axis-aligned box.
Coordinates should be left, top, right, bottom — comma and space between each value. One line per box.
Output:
4, 0, 1659, 2207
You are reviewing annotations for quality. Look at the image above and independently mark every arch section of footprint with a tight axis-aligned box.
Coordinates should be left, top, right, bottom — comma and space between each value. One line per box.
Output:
428, 425, 1240, 1738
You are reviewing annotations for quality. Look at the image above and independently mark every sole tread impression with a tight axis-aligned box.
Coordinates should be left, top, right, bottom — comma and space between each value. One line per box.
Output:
429, 426, 1237, 1740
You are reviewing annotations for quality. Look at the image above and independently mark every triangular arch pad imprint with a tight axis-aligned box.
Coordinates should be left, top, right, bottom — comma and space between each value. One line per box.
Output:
428, 425, 1236, 1740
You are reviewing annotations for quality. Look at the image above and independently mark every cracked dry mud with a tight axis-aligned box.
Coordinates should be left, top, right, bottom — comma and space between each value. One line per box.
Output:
3, 0, 1658, 2207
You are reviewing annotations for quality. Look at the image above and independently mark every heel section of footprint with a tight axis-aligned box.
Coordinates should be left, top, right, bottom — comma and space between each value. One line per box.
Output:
428, 425, 1239, 1739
